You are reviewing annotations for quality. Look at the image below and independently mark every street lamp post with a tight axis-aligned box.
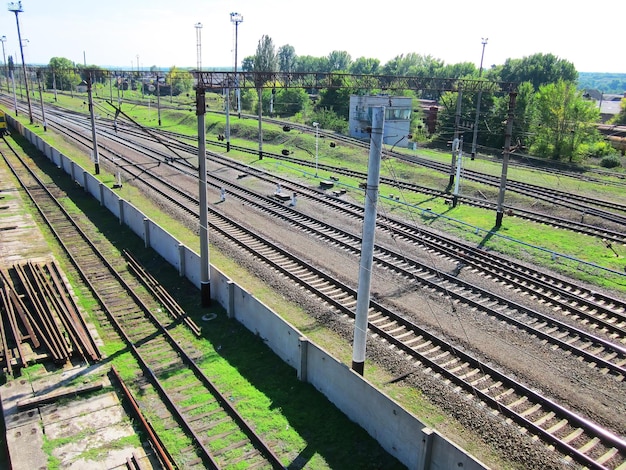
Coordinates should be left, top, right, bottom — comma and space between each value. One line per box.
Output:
230, 12, 243, 118
471, 37, 488, 160
312, 122, 320, 176
0, 36, 8, 92
8, 1, 33, 124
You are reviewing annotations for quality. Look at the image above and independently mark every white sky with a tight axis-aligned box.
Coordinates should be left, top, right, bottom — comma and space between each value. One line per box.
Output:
0, 0, 623, 74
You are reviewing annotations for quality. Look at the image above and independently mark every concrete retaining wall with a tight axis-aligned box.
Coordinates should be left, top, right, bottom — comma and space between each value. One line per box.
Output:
7, 115, 489, 470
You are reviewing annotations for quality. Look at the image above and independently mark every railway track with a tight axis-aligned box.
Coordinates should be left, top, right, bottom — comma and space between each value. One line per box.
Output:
16, 96, 626, 243
37, 123, 626, 468
47, 114, 626, 357
102, 113, 626, 245
11, 100, 626, 468
0, 137, 285, 469
39, 107, 626, 369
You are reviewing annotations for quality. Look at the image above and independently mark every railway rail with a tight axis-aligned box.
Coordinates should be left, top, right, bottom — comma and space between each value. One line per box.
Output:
10, 95, 626, 242
0, 137, 285, 469
95, 109, 626, 245
37, 120, 626, 468
8, 99, 626, 468
49, 113, 626, 354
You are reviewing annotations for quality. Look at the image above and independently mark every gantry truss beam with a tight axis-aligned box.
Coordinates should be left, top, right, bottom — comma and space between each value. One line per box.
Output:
17, 67, 517, 94
193, 71, 518, 94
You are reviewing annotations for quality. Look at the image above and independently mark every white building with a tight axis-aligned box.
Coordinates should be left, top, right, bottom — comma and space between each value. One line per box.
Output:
348, 95, 413, 148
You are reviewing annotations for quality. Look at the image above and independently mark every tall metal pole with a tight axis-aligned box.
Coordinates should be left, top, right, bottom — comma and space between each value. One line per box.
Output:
36, 70, 46, 131
452, 137, 462, 207
225, 88, 231, 151
196, 86, 211, 307
9, 58, 17, 116
86, 73, 100, 174
156, 74, 161, 126
9, 2, 33, 124
449, 86, 463, 186
471, 38, 488, 160
257, 86, 263, 159
313, 121, 319, 176
230, 12, 243, 118
495, 92, 517, 227
352, 106, 385, 376
0, 36, 8, 92
52, 70, 57, 101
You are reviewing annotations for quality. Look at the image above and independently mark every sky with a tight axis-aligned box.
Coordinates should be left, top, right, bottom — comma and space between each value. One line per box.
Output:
0, 0, 623, 74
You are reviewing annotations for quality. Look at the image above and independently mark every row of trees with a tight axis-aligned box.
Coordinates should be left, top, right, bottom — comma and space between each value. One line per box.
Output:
41, 57, 194, 97
28, 44, 624, 163
242, 35, 622, 163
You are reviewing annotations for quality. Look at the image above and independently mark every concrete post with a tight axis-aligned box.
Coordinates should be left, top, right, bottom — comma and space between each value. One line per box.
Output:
227, 280, 235, 319
143, 218, 150, 249
196, 86, 211, 307
118, 198, 124, 225
352, 106, 384, 376
417, 427, 434, 470
178, 243, 185, 277
298, 337, 309, 382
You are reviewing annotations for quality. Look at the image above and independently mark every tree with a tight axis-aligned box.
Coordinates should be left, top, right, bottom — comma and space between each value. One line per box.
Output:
317, 73, 353, 120
497, 53, 577, 91
274, 87, 310, 116
349, 57, 380, 75
254, 35, 278, 74
46, 57, 80, 91
327, 50, 351, 72
277, 44, 297, 73
241, 56, 254, 72
166, 66, 193, 96
381, 53, 444, 76
609, 98, 626, 125
294, 55, 329, 73
529, 80, 600, 162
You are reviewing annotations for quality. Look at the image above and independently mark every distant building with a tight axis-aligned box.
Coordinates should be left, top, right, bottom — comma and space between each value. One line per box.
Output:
76, 80, 88, 93
349, 95, 412, 148
583, 90, 625, 123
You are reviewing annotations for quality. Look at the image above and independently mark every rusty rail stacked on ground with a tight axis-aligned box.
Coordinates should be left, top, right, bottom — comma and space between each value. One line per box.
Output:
122, 250, 202, 337
0, 260, 101, 373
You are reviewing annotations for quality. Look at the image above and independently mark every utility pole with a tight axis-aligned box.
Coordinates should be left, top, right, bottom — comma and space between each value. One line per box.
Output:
352, 106, 385, 376
9, 56, 17, 115
36, 70, 46, 131
452, 137, 463, 207
495, 92, 517, 227
86, 73, 100, 174
449, 86, 463, 186
156, 74, 161, 126
8, 1, 33, 124
195, 85, 211, 307
0, 36, 8, 92
471, 38, 488, 160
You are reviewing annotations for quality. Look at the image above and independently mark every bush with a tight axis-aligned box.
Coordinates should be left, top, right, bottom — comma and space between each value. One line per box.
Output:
600, 155, 622, 168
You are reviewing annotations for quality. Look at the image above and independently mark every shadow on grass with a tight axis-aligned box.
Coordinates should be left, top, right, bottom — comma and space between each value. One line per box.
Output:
15, 135, 405, 470
477, 225, 500, 250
